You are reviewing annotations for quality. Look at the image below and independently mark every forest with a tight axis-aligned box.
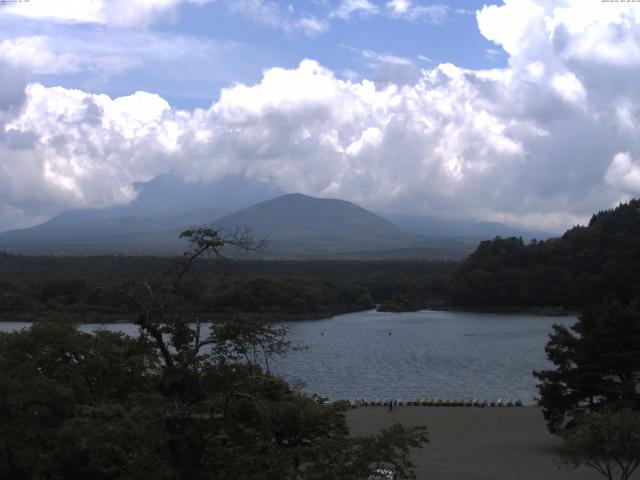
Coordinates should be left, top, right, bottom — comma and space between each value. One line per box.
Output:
1, 199, 640, 322
3, 203, 640, 479
450, 199, 640, 309
0, 254, 454, 322
0, 228, 428, 479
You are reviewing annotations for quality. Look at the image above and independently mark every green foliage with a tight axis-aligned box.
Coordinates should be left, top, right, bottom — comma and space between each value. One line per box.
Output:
0, 254, 455, 321
0, 322, 161, 479
558, 408, 640, 480
202, 277, 375, 315
534, 301, 640, 433
0, 322, 427, 480
0, 229, 429, 479
450, 199, 640, 308
301, 424, 428, 480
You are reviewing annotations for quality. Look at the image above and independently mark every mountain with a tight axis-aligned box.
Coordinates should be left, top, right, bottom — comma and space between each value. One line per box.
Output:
0, 189, 480, 259
386, 214, 555, 240
0, 174, 285, 254
213, 193, 413, 257
0, 208, 218, 254
212, 194, 480, 258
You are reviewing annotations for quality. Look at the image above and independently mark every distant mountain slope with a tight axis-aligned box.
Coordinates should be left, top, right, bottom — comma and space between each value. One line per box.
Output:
216, 193, 406, 238
213, 193, 421, 257
386, 214, 555, 240
0, 185, 479, 259
0, 174, 285, 254
0, 208, 218, 254
107, 173, 285, 217
450, 199, 640, 308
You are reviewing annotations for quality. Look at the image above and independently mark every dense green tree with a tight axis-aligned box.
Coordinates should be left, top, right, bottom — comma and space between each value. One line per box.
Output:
534, 301, 640, 433
451, 199, 640, 309
0, 322, 160, 480
0, 253, 453, 321
0, 228, 428, 479
558, 408, 640, 480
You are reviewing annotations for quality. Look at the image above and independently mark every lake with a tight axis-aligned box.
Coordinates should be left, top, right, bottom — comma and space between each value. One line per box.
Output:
0, 310, 575, 404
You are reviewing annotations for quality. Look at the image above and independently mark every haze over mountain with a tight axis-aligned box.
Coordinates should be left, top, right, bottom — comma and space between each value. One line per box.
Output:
386, 214, 556, 241
214, 193, 415, 257
108, 174, 285, 218
0, 175, 284, 253
0, 174, 553, 258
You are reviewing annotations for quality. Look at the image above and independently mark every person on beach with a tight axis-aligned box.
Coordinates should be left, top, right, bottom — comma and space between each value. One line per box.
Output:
388, 400, 393, 412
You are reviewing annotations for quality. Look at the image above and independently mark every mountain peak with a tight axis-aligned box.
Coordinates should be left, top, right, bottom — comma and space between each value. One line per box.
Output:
213, 193, 412, 256
266, 192, 338, 203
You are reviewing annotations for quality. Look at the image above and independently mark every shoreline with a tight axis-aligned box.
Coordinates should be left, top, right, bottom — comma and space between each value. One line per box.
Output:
0, 306, 578, 324
346, 406, 608, 480
379, 305, 578, 317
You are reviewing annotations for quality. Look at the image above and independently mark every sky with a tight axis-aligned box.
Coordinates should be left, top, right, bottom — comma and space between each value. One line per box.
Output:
0, 0, 640, 233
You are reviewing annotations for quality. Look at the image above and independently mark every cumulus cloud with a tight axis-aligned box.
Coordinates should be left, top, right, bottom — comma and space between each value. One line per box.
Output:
0, 36, 85, 75
0, 60, 27, 114
387, 0, 411, 16
605, 152, 640, 193
2, 0, 640, 233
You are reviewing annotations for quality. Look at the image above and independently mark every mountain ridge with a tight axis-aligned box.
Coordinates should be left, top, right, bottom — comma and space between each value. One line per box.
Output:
0, 175, 554, 259
211, 193, 421, 257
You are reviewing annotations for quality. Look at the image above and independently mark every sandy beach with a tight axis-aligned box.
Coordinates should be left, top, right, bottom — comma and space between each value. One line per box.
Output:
347, 406, 631, 480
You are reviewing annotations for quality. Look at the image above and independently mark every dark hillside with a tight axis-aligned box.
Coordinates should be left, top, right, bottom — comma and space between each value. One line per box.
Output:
0, 253, 455, 321
450, 200, 640, 308
213, 193, 415, 256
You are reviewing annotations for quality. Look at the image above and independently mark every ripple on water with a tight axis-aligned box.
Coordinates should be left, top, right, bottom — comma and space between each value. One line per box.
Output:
271, 310, 575, 403
0, 311, 575, 403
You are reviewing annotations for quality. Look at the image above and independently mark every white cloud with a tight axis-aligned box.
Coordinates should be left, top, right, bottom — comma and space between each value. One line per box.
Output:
2, 0, 640, 233
213, 0, 330, 35
0, 60, 538, 230
359, 49, 414, 66
0, 36, 84, 75
387, 0, 411, 15
477, 0, 543, 57
485, 48, 502, 62
551, 72, 586, 105
224, 0, 284, 28
605, 152, 640, 193
296, 15, 330, 35
0, 0, 105, 24
407, 5, 449, 24
386, 1, 449, 24
0, 0, 326, 35
330, 0, 379, 19
0, 31, 266, 101
0, 0, 211, 27
341, 45, 419, 85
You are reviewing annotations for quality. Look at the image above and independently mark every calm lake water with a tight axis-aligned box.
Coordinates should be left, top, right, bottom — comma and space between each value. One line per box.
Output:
0, 310, 575, 404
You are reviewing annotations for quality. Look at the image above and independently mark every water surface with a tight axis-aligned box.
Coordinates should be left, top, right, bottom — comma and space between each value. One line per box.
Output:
0, 310, 575, 403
